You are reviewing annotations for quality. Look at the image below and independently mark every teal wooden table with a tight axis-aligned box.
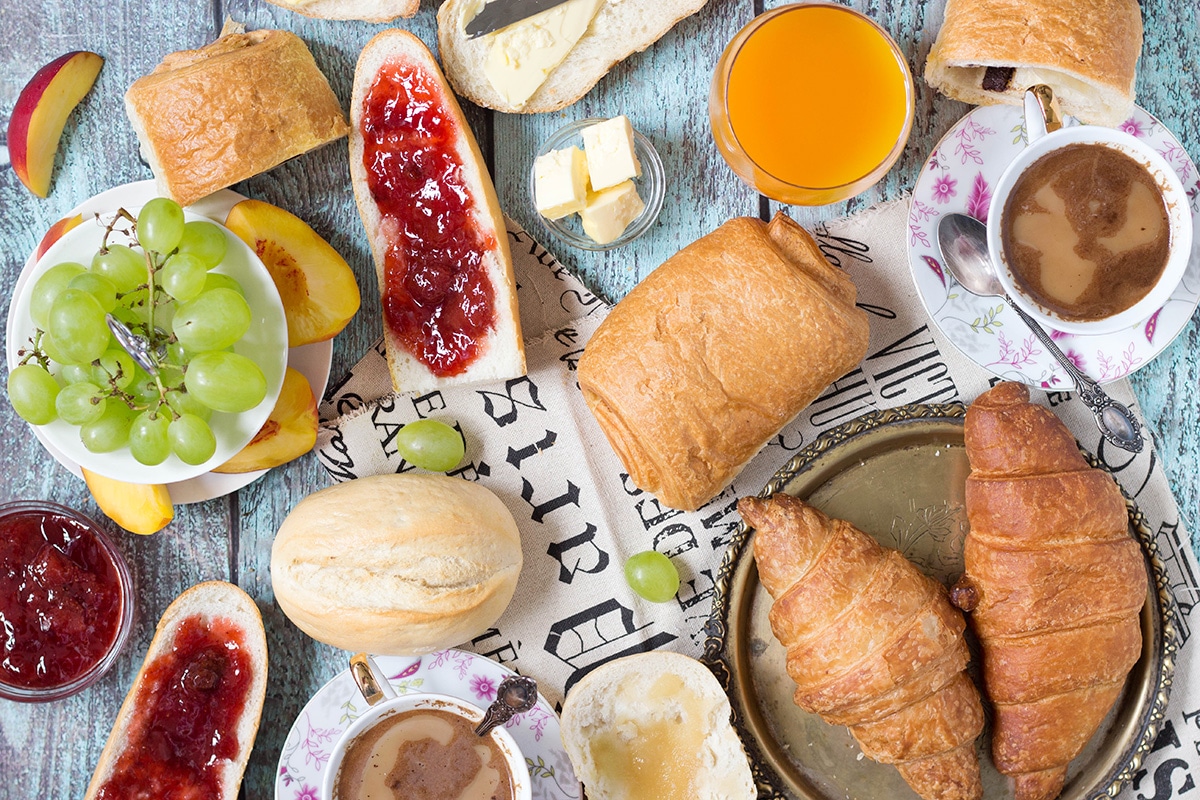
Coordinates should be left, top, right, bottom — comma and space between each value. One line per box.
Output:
1, 1, 1197, 797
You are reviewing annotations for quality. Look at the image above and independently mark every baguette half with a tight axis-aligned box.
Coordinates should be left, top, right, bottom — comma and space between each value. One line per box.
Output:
437, 0, 708, 113
262, 0, 418, 21
350, 29, 524, 394
84, 581, 269, 800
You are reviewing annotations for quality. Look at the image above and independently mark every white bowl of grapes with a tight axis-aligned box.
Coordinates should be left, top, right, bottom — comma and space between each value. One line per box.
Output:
6, 198, 288, 485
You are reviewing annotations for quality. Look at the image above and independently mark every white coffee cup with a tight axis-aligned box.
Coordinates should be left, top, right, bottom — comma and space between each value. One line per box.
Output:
986, 86, 1192, 335
322, 654, 532, 800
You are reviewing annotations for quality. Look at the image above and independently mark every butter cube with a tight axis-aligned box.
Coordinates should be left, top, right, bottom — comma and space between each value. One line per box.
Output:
580, 116, 642, 192
581, 180, 645, 245
534, 147, 589, 220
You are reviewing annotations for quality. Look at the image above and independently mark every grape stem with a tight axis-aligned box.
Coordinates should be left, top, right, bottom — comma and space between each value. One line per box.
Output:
97, 209, 137, 255
16, 332, 51, 370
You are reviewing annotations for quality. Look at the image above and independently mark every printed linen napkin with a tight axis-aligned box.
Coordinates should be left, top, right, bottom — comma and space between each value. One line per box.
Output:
315, 202, 1200, 795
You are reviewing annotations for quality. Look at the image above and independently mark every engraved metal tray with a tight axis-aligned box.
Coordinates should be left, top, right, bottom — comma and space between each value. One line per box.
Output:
702, 403, 1179, 800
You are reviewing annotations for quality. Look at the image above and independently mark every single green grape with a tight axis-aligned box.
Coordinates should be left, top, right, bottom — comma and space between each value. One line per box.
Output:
169, 413, 216, 465
79, 404, 134, 453
39, 333, 78, 366
55, 381, 107, 426
177, 221, 227, 268
7, 364, 60, 425
161, 253, 208, 302
202, 272, 244, 296
184, 351, 266, 413
172, 288, 251, 352
130, 410, 171, 466
129, 371, 163, 405
94, 349, 136, 390
165, 390, 212, 422
48, 289, 110, 364
396, 419, 465, 472
30, 262, 86, 330
91, 245, 146, 293
68, 272, 117, 313
137, 198, 185, 253
624, 551, 680, 603
166, 342, 190, 365
60, 364, 94, 384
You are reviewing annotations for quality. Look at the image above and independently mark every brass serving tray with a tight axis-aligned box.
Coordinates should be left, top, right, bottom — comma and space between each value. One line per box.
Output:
702, 403, 1179, 800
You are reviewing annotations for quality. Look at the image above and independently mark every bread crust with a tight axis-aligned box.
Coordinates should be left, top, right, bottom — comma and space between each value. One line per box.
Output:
578, 214, 869, 511
262, 0, 418, 22
124, 30, 349, 208
349, 29, 524, 395
83, 581, 268, 800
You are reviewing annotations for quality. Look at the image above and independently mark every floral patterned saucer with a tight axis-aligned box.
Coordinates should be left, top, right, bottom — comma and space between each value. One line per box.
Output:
276, 649, 581, 800
907, 104, 1200, 387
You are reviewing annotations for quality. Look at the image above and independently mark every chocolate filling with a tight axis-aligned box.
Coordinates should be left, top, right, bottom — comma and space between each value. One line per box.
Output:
982, 66, 1015, 92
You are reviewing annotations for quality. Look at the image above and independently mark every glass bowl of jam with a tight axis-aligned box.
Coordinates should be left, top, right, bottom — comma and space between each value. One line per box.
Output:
0, 500, 134, 702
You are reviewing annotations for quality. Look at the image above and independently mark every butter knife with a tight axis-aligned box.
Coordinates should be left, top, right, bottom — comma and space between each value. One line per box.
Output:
464, 0, 575, 39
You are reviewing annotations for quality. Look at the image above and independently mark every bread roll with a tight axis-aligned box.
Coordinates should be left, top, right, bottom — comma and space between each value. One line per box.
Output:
577, 213, 869, 511
271, 474, 523, 655
925, 0, 1143, 126
262, 0, 417, 22
84, 582, 268, 800
125, 29, 349, 208
560, 652, 756, 799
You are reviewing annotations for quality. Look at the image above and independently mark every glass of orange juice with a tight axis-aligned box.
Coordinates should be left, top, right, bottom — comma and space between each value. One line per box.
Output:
709, 3, 914, 206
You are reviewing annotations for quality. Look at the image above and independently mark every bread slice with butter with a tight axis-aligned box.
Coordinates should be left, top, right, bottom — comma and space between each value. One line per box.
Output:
437, 0, 709, 113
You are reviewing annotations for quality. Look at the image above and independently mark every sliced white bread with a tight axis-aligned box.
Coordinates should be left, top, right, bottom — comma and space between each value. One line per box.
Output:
350, 29, 525, 395
262, 0, 418, 21
437, 0, 709, 114
560, 651, 758, 799
83, 581, 269, 800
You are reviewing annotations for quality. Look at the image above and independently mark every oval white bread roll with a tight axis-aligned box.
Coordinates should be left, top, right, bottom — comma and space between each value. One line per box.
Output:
350, 29, 524, 395
560, 652, 757, 799
271, 474, 523, 655
84, 581, 268, 800
437, 0, 709, 113
263, 0, 418, 22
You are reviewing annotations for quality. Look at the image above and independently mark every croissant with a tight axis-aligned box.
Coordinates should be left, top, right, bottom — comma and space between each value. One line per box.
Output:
740, 494, 984, 800
953, 382, 1147, 800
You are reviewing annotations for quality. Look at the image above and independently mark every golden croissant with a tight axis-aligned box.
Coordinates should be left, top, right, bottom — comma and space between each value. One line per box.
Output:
952, 382, 1147, 800
740, 494, 984, 800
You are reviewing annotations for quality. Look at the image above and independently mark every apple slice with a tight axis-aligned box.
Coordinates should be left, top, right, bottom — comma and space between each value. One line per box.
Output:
213, 368, 318, 473
81, 468, 173, 535
34, 213, 84, 260
224, 200, 360, 347
8, 51, 104, 198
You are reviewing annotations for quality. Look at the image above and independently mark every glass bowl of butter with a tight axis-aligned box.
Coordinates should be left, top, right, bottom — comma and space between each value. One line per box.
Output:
530, 116, 665, 251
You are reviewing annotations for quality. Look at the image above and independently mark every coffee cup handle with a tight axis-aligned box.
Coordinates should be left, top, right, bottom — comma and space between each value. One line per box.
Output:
350, 653, 397, 707
1023, 84, 1062, 143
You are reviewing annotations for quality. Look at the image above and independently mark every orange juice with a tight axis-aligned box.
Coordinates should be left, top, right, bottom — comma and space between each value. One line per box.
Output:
710, 4, 913, 204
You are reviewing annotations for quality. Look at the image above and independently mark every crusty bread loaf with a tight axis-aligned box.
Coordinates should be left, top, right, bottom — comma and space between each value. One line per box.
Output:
925, 0, 1142, 126
262, 0, 417, 22
437, 0, 708, 113
577, 213, 870, 511
84, 582, 268, 800
560, 652, 756, 799
350, 29, 525, 395
271, 474, 523, 655
124, 29, 349, 208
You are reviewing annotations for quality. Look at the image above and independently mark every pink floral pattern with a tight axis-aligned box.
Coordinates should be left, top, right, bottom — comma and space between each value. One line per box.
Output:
293, 785, 319, 800
1119, 118, 1146, 138
952, 118, 995, 165
965, 173, 991, 222
931, 175, 957, 204
470, 673, 497, 701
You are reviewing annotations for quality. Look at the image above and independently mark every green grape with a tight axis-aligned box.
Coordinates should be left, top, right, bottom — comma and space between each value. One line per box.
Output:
184, 351, 266, 413
165, 390, 212, 422
130, 373, 163, 405
91, 245, 146, 293
61, 364, 94, 384
7, 364, 60, 425
169, 414, 217, 465
624, 551, 680, 603
94, 349, 136, 390
68, 272, 117, 312
202, 273, 245, 296
137, 198, 185, 253
130, 410, 171, 466
177, 221, 227, 268
166, 342, 189, 365
30, 262, 86, 330
160, 253, 207, 302
396, 419, 465, 472
55, 382, 107, 425
79, 404, 133, 453
172, 289, 251, 352
39, 333, 78, 366
48, 289, 110, 364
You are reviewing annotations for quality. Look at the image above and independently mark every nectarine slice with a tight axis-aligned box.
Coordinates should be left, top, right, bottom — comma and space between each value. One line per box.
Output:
35, 213, 84, 260
224, 200, 360, 347
213, 367, 318, 473
81, 469, 173, 535
8, 52, 104, 198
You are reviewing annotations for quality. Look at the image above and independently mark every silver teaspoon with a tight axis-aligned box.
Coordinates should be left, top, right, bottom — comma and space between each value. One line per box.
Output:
106, 314, 161, 377
474, 675, 538, 738
936, 213, 1143, 453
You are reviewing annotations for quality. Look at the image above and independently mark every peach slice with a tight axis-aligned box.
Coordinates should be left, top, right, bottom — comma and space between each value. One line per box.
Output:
8, 52, 104, 198
224, 200, 360, 347
213, 367, 318, 473
81, 469, 173, 535
35, 213, 84, 260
